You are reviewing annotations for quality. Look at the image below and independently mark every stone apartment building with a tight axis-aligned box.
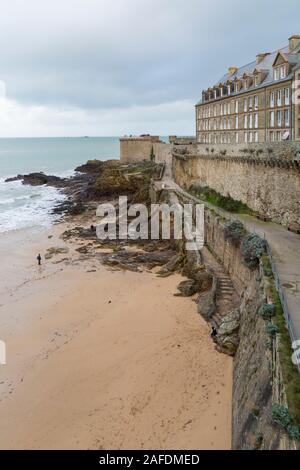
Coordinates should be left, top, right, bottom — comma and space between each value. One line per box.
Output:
196, 35, 300, 144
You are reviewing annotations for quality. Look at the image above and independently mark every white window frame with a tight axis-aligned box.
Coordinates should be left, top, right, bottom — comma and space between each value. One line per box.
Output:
249, 114, 253, 129
274, 67, 280, 81
244, 115, 248, 129
244, 99, 247, 112
235, 100, 239, 113
254, 131, 259, 143
277, 110, 282, 127
277, 89, 282, 107
280, 65, 286, 79
285, 109, 290, 127
254, 113, 258, 129
270, 111, 275, 128
235, 115, 239, 129
284, 88, 290, 105
270, 91, 275, 108
254, 95, 259, 110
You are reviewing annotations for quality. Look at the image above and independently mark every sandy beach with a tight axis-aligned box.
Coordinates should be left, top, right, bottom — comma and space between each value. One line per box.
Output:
0, 219, 232, 450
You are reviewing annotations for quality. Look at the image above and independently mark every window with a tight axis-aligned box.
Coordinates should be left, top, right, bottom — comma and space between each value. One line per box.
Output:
277, 89, 282, 107
254, 95, 259, 110
270, 111, 275, 127
249, 132, 253, 143
284, 88, 290, 105
223, 117, 227, 130
228, 118, 231, 130
254, 75, 259, 86
274, 67, 280, 80
277, 110, 282, 127
277, 131, 282, 141
270, 131, 275, 142
249, 97, 253, 110
284, 109, 290, 126
280, 65, 286, 79
254, 113, 259, 129
227, 85, 231, 95
249, 114, 253, 129
235, 132, 239, 143
235, 82, 239, 93
235, 115, 239, 129
235, 100, 239, 113
270, 91, 275, 108
227, 102, 231, 114
244, 99, 247, 112
244, 132, 248, 143
254, 132, 259, 143
244, 115, 248, 129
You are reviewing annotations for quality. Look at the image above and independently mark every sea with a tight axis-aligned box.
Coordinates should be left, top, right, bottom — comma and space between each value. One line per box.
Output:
0, 137, 120, 233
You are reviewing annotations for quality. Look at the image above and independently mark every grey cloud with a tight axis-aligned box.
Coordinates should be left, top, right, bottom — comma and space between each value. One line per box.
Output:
0, 0, 299, 136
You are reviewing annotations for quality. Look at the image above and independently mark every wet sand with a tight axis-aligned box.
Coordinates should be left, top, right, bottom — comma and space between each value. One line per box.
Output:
0, 223, 232, 449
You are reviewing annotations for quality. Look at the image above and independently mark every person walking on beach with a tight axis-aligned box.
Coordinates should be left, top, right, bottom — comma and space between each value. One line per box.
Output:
37, 254, 42, 266
211, 326, 217, 339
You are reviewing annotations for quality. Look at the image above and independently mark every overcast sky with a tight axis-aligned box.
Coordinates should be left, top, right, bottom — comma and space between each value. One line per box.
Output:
0, 0, 299, 137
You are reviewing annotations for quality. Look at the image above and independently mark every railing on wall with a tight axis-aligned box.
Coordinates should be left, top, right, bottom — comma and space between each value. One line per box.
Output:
265, 242, 300, 373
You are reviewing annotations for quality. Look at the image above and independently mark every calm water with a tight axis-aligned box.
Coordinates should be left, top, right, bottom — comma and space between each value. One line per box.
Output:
0, 137, 120, 233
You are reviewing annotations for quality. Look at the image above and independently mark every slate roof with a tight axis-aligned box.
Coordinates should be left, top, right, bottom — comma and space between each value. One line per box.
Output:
196, 43, 300, 105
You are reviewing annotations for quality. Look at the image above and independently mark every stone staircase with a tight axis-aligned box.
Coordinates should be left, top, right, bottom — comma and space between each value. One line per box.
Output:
201, 247, 239, 329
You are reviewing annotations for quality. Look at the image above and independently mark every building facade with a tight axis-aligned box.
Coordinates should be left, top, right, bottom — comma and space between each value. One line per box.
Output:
196, 35, 300, 144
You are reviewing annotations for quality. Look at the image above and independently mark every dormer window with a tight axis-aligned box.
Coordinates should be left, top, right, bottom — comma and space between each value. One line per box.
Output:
235, 82, 239, 93
227, 85, 231, 95
274, 67, 280, 80
254, 75, 259, 86
280, 65, 286, 79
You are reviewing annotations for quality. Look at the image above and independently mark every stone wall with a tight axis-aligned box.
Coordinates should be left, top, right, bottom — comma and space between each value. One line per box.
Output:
120, 136, 158, 163
152, 142, 172, 165
205, 210, 296, 449
174, 153, 300, 229
120, 136, 171, 164
194, 141, 300, 159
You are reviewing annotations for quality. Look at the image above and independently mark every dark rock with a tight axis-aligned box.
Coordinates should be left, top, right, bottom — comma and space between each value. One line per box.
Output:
197, 276, 218, 320
21, 173, 67, 187
5, 175, 24, 182
175, 279, 199, 297
215, 308, 240, 356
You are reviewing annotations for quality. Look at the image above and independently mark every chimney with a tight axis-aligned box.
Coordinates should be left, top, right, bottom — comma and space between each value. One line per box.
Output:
256, 53, 270, 64
228, 66, 238, 76
289, 34, 300, 52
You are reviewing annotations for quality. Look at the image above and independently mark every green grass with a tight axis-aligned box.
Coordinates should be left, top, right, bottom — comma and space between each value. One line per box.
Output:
190, 185, 255, 215
262, 255, 300, 426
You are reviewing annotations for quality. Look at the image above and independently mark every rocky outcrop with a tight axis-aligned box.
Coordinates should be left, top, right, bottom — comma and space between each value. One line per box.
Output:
215, 308, 240, 356
175, 279, 200, 297
197, 276, 218, 320
5, 172, 68, 187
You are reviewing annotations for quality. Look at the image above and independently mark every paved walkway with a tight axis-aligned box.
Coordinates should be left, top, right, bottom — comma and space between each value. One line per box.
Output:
155, 162, 300, 344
